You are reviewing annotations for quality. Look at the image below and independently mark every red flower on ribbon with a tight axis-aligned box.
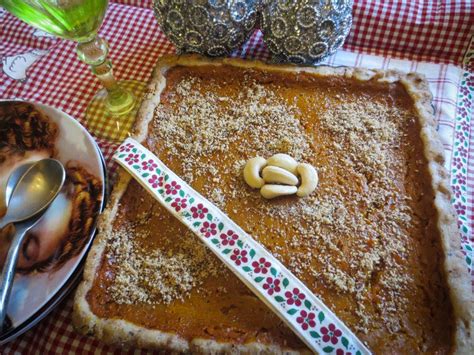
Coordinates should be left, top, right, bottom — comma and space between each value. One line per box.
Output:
171, 198, 187, 212
336, 350, 351, 355
125, 153, 139, 165
190, 203, 208, 219
230, 249, 248, 266
454, 202, 466, 216
252, 257, 271, 274
467, 75, 474, 87
200, 221, 217, 238
296, 310, 316, 331
119, 142, 134, 152
321, 323, 342, 345
165, 181, 181, 195
285, 288, 305, 306
455, 129, 466, 143
455, 172, 466, 185
262, 277, 281, 295
453, 156, 463, 169
141, 159, 157, 171
220, 230, 238, 246
148, 175, 164, 189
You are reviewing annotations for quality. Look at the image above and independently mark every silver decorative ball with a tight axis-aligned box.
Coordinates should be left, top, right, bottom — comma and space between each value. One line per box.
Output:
261, 0, 353, 64
153, 0, 260, 57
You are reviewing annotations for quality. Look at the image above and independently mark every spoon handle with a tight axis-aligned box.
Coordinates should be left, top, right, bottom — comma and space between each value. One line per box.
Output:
0, 224, 30, 333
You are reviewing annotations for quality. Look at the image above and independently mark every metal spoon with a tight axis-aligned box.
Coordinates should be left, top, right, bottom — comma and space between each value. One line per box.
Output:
0, 159, 65, 332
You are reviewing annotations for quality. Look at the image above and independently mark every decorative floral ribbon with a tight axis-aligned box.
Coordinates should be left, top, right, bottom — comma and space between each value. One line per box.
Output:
113, 138, 371, 355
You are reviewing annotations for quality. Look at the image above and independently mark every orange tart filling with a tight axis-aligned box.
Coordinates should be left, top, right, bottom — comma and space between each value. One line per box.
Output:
85, 64, 455, 353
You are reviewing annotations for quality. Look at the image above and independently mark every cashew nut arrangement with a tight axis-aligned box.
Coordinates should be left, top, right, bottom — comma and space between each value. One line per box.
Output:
243, 153, 318, 199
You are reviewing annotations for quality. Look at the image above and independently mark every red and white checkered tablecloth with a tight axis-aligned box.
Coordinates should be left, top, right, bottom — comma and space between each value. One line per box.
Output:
0, 1, 473, 354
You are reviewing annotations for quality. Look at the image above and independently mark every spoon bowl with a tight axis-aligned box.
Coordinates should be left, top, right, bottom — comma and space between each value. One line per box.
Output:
4, 162, 34, 208
1, 159, 65, 228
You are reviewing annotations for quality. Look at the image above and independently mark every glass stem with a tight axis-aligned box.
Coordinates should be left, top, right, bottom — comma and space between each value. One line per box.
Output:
76, 36, 135, 115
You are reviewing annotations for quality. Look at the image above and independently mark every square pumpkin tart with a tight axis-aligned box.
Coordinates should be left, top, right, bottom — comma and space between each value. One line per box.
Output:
73, 55, 472, 353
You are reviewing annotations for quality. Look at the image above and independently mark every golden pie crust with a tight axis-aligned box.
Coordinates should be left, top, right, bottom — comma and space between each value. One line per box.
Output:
73, 55, 472, 353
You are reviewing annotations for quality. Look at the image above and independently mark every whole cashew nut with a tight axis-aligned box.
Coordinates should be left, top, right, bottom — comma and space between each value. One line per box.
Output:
296, 163, 318, 197
243, 157, 267, 189
262, 166, 298, 186
266, 153, 298, 174
260, 185, 297, 199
